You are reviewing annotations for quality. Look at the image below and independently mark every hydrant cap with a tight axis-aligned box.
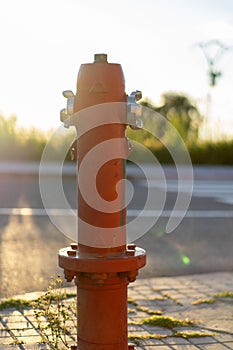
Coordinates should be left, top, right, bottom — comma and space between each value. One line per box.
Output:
94, 53, 108, 63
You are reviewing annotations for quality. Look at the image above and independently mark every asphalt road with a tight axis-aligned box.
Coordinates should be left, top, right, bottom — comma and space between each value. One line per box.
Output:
0, 164, 232, 298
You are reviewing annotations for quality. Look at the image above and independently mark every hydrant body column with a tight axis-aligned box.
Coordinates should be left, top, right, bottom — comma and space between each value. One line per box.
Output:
59, 54, 146, 350
75, 54, 127, 255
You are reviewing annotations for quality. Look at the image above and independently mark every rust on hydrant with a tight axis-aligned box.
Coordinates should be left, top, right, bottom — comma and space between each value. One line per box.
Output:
58, 54, 146, 350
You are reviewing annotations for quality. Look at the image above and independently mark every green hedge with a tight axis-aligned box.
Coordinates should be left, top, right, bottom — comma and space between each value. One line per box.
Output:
0, 115, 232, 164
0, 114, 75, 161
188, 140, 233, 165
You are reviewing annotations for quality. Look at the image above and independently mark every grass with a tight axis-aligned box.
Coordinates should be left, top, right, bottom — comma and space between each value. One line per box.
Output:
192, 290, 233, 305
136, 306, 163, 315
192, 298, 216, 305
215, 291, 233, 298
128, 331, 214, 345
173, 331, 214, 339
140, 315, 194, 329
10, 340, 24, 345
0, 299, 32, 310
129, 334, 167, 344
127, 297, 138, 306
0, 293, 77, 311
129, 315, 214, 345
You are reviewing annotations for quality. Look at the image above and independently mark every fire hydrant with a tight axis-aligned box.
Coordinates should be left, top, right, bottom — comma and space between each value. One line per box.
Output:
58, 54, 146, 350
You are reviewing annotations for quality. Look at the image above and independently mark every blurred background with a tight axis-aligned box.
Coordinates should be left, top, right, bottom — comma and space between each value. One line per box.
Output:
0, 0, 233, 160
0, 0, 232, 298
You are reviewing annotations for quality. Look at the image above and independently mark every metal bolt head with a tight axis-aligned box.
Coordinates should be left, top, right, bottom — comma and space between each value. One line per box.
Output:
135, 118, 143, 129
126, 250, 135, 256
67, 250, 76, 256
70, 243, 78, 250
70, 345, 77, 350
128, 344, 135, 350
127, 271, 137, 282
64, 270, 75, 282
60, 108, 67, 122
127, 243, 136, 251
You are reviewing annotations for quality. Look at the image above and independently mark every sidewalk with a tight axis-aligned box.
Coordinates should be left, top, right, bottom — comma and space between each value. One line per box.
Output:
0, 272, 233, 349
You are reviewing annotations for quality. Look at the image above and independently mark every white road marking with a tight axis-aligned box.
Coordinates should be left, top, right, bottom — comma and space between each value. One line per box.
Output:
0, 208, 75, 216
139, 180, 233, 192
138, 180, 233, 205
128, 210, 233, 218
0, 208, 232, 218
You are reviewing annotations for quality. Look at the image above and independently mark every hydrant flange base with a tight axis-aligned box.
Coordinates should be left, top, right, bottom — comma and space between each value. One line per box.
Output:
58, 246, 146, 274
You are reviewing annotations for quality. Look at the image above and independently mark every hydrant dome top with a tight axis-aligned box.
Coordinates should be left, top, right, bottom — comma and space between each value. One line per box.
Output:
75, 54, 126, 109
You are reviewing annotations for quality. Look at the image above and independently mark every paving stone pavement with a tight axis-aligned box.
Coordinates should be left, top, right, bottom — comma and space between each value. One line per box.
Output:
0, 272, 232, 349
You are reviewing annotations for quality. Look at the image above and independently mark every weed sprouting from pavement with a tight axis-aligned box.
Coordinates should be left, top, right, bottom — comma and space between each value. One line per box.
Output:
32, 276, 77, 349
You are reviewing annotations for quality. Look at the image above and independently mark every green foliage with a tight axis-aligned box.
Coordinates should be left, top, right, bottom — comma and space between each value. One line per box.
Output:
32, 276, 77, 349
140, 92, 203, 144
0, 114, 47, 160
127, 131, 233, 165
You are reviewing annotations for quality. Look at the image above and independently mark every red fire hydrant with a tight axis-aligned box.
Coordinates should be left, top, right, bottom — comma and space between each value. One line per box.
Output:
59, 54, 146, 350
